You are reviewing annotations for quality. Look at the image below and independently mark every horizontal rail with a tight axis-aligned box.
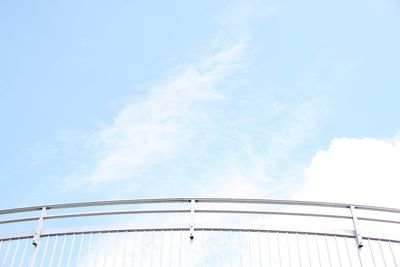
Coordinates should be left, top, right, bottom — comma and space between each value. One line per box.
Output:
0, 216, 39, 225
358, 216, 400, 225
1, 198, 399, 245
1, 209, 399, 227
195, 209, 353, 219
1, 197, 400, 215
44, 208, 191, 220
1, 197, 399, 267
0, 198, 193, 215
0, 209, 350, 225
1, 224, 399, 244
2, 208, 397, 228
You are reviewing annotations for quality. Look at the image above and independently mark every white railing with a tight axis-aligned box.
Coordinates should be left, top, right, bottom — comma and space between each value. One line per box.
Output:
0, 198, 399, 266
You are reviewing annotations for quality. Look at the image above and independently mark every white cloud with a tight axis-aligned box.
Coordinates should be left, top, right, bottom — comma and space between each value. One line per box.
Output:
298, 135, 400, 207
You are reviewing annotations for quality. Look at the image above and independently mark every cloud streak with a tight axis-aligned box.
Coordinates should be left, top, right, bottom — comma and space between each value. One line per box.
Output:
64, 42, 248, 191
59, 1, 325, 200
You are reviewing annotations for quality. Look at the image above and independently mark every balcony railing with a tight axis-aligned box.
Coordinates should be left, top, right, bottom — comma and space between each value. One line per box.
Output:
0, 198, 399, 266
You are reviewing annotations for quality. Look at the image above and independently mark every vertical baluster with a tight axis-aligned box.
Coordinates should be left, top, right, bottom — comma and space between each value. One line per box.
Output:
334, 236, 343, 267
76, 234, 85, 267
315, 235, 322, 267
344, 237, 353, 267
10, 238, 21, 267
57, 234, 67, 267
286, 233, 292, 267
39, 237, 50, 267
48, 235, 59, 266
18, 239, 29, 267
66, 234, 76, 267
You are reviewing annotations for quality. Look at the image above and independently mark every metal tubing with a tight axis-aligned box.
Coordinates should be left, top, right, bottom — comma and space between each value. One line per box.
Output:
196, 208, 353, 218
305, 234, 312, 267
350, 206, 364, 248
368, 239, 376, 266
2, 197, 399, 216
1, 197, 400, 266
325, 235, 332, 267
48, 235, 59, 266
378, 240, 387, 267
268, 232, 273, 267
159, 230, 164, 267
32, 207, 47, 248
248, 231, 252, 267
286, 233, 292, 267
190, 199, 195, 240
10, 238, 20, 267
18, 238, 29, 267
75, 234, 84, 267
2, 240, 11, 267
2, 224, 398, 243
315, 234, 322, 267
236, 231, 241, 267
39, 237, 50, 267
66, 234, 75, 267
344, 237, 353, 267
93, 233, 100, 267
140, 231, 145, 267
111, 232, 118, 267
229, 231, 233, 267
388, 241, 398, 266
169, 231, 173, 267
334, 235, 343, 267
57, 234, 67, 267
86, 232, 93, 267
121, 231, 128, 266
258, 231, 262, 267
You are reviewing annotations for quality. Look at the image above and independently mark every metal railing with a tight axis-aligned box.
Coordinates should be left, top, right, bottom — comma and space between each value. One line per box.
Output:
0, 198, 399, 266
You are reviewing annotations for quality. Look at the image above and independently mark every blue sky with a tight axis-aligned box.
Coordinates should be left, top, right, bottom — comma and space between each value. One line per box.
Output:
1, 0, 400, 208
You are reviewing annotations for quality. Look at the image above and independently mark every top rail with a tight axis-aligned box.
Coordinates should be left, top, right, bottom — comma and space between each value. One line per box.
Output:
1, 197, 399, 215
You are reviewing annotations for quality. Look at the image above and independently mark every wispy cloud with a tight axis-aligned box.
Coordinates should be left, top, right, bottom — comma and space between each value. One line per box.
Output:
59, 0, 325, 200
197, 98, 324, 198
61, 33, 324, 198
63, 42, 248, 191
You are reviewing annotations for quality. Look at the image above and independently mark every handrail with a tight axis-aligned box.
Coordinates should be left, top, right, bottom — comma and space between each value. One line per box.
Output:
0, 198, 399, 230
1, 197, 399, 215
1, 197, 399, 267
0, 198, 399, 244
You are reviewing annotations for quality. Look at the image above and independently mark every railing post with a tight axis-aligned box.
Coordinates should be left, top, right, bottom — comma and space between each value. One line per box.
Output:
350, 205, 366, 267
189, 199, 195, 240
30, 207, 47, 267
33, 207, 47, 246
350, 205, 363, 248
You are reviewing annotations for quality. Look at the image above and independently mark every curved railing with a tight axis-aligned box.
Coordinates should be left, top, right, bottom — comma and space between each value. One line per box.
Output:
0, 198, 399, 266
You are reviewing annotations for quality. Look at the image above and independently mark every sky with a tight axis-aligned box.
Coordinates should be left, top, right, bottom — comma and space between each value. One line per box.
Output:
1, 0, 400, 209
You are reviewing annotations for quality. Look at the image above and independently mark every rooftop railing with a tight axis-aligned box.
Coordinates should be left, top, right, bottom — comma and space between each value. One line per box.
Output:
0, 198, 399, 266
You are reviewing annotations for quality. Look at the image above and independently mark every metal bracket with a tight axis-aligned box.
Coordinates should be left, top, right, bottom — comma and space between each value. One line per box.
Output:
350, 205, 363, 248
189, 200, 195, 240
33, 207, 47, 246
